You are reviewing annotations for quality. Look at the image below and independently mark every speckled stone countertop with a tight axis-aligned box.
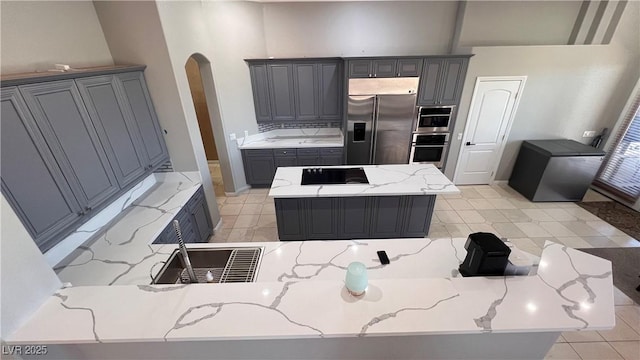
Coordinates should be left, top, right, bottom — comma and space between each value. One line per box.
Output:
237, 128, 344, 149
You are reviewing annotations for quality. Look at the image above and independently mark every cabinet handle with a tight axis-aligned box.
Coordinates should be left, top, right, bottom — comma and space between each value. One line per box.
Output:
397, 73, 400, 77
368, 74, 372, 78
374, 73, 377, 77
77, 211, 85, 216
283, 151, 287, 154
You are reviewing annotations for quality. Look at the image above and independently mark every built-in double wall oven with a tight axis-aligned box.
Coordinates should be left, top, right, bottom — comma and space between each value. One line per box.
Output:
409, 106, 454, 168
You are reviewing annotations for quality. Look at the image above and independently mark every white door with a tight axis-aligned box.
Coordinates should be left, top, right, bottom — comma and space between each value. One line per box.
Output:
455, 78, 525, 185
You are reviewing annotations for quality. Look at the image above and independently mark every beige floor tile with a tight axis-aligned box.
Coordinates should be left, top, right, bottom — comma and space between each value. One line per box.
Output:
245, 193, 268, 204
557, 335, 567, 343
476, 187, 502, 199
587, 221, 628, 237
444, 223, 472, 237
609, 341, 640, 360
220, 215, 238, 229
456, 210, 486, 224
219, 203, 243, 216
261, 203, 276, 215
257, 214, 277, 228
477, 209, 509, 223
583, 236, 622, 248
515, 222, 552, 237
428, 224, 451, 239
227, 228, 255, 243
616, 306, 640, 334
499, 209, 532, 222
240, 203, 263, 215
613, 287, 635, 306
563, 330, 605, 342
447, 199, 474, 210
563, 207, 602, 221
435, 210, 463, 224
210, 228, 231, 243
216, 197, 226, 205
467, 223, 500, 236
538, 222, 577, 237
441, 192, 463, 199
508, 197, 538, 209
234, 214, 260, 228
543, 208, 578, 222
598, 315, 640, 341
252, 227, 279, 242
570, 342, 622, 360
434, 199, 453, 210
468, 198, 496, 210
521, 209, 555, 222
224, 194, 248, 204
488, 198, 517, 209
459, 187, 484, 199
508, 238, 542, 256
249, 188, 269, 194
562, 221, 605, 237
609, 235, 640, 248
534, 202, 570, 209
555, 236, 593, 249
545, 343, 581, 359
492, 223, 527, 238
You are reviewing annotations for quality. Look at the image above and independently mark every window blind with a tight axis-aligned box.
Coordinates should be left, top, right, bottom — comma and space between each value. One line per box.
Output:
593, 93, 640, 202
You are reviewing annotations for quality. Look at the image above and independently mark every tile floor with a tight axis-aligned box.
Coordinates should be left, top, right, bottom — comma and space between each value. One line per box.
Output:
210, 175, 640, 360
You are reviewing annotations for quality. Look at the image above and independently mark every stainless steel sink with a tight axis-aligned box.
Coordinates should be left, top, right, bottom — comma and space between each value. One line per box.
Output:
152, 247, 262, 284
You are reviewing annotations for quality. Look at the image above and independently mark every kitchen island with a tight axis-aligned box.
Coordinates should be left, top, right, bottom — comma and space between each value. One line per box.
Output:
6, 238, 614, 359
269, 164, 458, 240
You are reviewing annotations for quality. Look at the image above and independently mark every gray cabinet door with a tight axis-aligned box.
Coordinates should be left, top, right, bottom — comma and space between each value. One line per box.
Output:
305, 198, 339, 239
275, 198, 306, 240
188, 189, 213, 243
76, 76, 147, 188
401, 196, 435, 237
293, 63, 318, 120
348, 60, 372, 78
19, 80, 120, 211
1, 87, 82, 251
318, 62, 342, 120
417, 59, 443, 106
267, 64, 296, 121
244, 155, 276, 185
397, 58, 423, 77
249, 63, 272, 122
338, 197, 371, 238
116, 72, 169, 169
372, 59, 397, 78
438, 58, 468, 105
369, 196, 404, 238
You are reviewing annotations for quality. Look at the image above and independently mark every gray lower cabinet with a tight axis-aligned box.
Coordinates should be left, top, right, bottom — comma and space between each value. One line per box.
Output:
153, 187, 212, 244
1, 87, 83, 251
417, 57, 469, 106
242, 147, 344, 186
19, 80, 120, 212
275, 195, 436, 240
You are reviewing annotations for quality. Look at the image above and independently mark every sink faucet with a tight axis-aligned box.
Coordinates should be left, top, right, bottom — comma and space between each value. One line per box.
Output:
173, 220, 198, 283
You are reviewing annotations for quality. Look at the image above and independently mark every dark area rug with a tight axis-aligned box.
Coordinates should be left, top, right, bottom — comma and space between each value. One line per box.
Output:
577, 201, 640, 241
578, 247, 640, 305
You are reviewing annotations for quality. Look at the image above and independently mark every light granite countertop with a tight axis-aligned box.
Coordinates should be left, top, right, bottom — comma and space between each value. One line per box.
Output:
269, 164, 459, 198
8, 239, 614, 344
237, 128, 344, 149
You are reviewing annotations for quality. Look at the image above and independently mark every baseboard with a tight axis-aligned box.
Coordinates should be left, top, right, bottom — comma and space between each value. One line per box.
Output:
492, 180, 508, 185
225, 185, 251, 197
213, 218, 223, 234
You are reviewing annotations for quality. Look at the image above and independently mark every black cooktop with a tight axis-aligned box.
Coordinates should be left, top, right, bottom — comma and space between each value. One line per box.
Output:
301, 167, 369, 185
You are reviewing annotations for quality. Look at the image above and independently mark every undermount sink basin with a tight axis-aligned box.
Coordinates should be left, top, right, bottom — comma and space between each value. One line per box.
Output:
152, 247, 262, 284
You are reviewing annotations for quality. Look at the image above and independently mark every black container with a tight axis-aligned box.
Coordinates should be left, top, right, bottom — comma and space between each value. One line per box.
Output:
459, 232, 511, 277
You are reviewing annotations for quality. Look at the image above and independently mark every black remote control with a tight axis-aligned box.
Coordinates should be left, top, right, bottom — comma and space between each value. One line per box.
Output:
377, 250, 390, 265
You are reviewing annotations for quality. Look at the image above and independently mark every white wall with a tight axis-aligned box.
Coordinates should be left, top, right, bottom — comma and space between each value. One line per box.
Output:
1, 196, 62, 339
0, 1, 113, 73
262, 1, 457, 57
447, 1, 640, 180
458, 1, 580, 47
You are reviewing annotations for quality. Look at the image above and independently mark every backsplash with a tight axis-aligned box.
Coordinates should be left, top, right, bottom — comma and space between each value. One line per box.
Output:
258, 122, 342, 133
154, 160, 174, 173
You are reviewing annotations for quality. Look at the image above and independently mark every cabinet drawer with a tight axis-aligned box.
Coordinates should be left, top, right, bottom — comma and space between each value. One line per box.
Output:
320, 147, 343, 156
244, 149, 273, 157
296, 148, 319, 156
273, 148, 297, 157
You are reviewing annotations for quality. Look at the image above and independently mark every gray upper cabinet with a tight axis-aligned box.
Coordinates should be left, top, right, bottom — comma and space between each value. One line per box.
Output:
249, 63, 272, 122
372, 59, 397, 78
293, 63, 318, 121
76, 75, 147, 188
348, 60, 373, 78
19, 80, 120, 211
1, 87, 82, 251
318, 62, 342, 120
117, 72, 169, 169
267, 63, 296, 121
417, 57, 469, 106
397, 58, 423, 77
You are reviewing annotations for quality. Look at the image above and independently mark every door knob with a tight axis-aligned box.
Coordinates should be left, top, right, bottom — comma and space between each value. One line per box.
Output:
466, 142, 476, 146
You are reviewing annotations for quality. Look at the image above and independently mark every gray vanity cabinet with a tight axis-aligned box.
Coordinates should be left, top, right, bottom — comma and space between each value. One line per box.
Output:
293, 63, 318, 121
417, 57, 469, 106
1, 87, 83, 251
267, 63, 296, 121
76, 75, 147, 188
249, 63, 272, 122
318, 62, 342, 120
19, 80, 120, 212
117, 72, 170, 169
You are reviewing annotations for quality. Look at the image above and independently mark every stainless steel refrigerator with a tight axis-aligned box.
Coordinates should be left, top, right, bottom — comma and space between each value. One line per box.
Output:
346, 77, 418, 165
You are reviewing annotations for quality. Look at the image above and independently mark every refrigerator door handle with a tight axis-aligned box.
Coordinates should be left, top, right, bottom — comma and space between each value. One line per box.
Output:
370, 96, 378, 164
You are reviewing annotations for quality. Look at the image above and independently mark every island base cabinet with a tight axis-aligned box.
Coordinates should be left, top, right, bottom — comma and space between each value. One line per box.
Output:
275, 195, 436, 240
